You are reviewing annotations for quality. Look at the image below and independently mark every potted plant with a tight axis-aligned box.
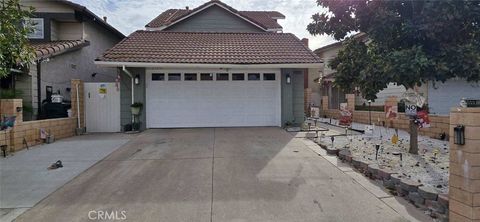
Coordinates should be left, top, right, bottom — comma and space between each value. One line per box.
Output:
130, 102, 143, 115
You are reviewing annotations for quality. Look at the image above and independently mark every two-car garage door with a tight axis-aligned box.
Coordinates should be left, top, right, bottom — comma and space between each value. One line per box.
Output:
146, 69, 281, 128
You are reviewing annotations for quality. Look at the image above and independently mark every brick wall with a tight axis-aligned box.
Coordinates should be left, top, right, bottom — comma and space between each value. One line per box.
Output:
9, 118, 77, 151
321, 95, 450, 139
0, 79, 84, 153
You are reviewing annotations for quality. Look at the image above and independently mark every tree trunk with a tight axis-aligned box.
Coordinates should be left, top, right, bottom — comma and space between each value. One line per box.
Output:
409, 119, 418, 154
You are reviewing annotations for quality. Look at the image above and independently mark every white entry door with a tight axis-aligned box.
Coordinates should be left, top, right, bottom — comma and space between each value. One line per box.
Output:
146, 69, 281, 128
84, 82, 121, 132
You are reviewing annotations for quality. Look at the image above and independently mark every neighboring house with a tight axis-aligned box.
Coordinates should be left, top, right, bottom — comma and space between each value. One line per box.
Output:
0, 0, 124, 120
96, 0, 322, 129
314, 34, 479, 115
314, 34, 423, 109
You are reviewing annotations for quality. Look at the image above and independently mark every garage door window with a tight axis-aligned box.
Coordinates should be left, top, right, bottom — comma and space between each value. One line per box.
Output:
232, 73, 244, 81
152, 73, 165, 81
216, 73, 229, 81
263, 73, 276, 81
248, 73, 260, 81
184, 73, 197, 81
168, 73, 181, 81
201, 73, 213, 81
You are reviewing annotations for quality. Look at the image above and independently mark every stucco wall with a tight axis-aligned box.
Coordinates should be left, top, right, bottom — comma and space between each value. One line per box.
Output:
281, 69, 305, 126
119, 68, 146, 130
165, 5, 264, 32
428, 79, 480, 115
39, 20, 122, 103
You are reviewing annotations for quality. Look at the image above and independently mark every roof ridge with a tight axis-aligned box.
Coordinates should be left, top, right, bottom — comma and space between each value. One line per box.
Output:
135, 30, 291, 35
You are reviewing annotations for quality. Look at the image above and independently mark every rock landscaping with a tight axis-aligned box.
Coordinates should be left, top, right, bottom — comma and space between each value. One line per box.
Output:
305, 118, 450, 221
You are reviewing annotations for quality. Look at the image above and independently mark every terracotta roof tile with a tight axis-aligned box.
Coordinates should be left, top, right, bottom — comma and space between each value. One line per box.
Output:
98, 31, 322, 64
31, 40, 89, 59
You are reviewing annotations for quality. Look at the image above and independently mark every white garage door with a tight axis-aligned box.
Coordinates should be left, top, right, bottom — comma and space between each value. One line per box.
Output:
146, 69, 281, 128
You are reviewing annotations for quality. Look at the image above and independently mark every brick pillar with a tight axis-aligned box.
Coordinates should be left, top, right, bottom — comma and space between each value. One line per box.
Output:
385, 96, 398, 107
70, 79, 85, 129
346, 94, 355, 111
0, 99, 23, 123
449, 107, 480, 221
322, 96, 329, 111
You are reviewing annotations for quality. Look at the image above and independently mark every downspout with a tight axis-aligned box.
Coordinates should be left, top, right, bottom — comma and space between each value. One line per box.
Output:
37, 61, 42, 117
76, 83, 81, 129
121, 65, 135, 125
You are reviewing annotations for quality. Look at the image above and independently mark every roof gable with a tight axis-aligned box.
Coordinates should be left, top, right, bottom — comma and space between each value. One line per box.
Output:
145, 0, 284, 31
164, 5, 265, 33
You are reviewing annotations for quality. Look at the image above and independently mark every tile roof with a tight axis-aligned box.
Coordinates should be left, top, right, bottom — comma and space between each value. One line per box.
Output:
97, 31, 322, 64
31, 40, 90, 59
145, 1, 284, 30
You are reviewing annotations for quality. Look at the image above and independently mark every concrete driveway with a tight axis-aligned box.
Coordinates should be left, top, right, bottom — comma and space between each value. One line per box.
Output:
15, 128, 414, 222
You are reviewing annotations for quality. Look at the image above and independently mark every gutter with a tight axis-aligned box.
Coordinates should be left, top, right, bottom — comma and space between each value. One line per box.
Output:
95, 61, 323, 69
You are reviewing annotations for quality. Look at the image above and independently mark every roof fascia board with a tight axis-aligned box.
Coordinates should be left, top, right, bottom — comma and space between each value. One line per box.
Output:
158, 2, 268, 31
94, 61, 323, 69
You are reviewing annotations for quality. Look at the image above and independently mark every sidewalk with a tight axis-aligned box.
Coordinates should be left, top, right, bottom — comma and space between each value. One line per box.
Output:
0, 133, 132, 222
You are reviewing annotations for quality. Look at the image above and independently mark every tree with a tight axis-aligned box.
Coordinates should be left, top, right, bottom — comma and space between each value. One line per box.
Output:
308, 0, 480, 154
0, 0, 35, 78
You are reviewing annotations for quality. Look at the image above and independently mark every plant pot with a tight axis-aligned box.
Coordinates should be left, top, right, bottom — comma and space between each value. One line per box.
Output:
131, 107, 141, 115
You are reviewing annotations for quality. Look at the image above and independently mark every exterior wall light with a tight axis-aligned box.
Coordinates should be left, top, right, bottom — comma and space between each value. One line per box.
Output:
134, 75, 140, 85
286, 74, 291, 84
454, 125, 465, 145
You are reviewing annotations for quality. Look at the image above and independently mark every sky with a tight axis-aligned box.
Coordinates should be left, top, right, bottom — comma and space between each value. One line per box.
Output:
72, 0, 337, 50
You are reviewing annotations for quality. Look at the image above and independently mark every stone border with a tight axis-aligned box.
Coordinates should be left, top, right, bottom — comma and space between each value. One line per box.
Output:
325, 143, 449, 221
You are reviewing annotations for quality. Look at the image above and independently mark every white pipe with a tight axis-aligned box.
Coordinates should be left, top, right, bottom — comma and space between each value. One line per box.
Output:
122, 66, 135, 125
76, 83, 81, 129
122, 65, 134, 105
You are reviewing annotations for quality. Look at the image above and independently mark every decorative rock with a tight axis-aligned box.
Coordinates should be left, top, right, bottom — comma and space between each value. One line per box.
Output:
366, 164, 380, 179
344, 154, 353, 163
437, 193, 449, 208
351, 158, 361, 168
400, 179, 422, 192
377, 168, 395, 180
383, 179, 396, 190
418, 186, 439, 200
338, 149, 350, 160
326, 148, 339, 156
286, 127, 301, 132
408, 192, 425, 206
390, 174, 402, 185
395, 185, 408, 197
425, 199, 446, 214
358, 160, 370, 172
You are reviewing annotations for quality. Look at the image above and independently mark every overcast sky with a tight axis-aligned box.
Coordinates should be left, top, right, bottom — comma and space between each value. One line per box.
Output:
72, 0, 337, 50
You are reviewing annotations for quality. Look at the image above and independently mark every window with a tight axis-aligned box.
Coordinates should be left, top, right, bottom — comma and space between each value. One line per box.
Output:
216, 73, 229, 81
248, 73, 260, 81
168, 73, 181, 81
263, 73, 276, 81
26, 18, 44, 39
232, 73, 245, 81
184, 73, 197, 81
200, 73, 213, 81
152, 73, 165, 81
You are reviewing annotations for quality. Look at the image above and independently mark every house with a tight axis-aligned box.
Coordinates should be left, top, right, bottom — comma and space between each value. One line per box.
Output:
0, 0, 125, 120
314, 35, 480, 115
314, 35, 425, 110
95, 0, 323, 129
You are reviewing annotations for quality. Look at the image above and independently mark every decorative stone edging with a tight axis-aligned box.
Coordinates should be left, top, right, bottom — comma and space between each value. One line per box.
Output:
329, 147, 449, 221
